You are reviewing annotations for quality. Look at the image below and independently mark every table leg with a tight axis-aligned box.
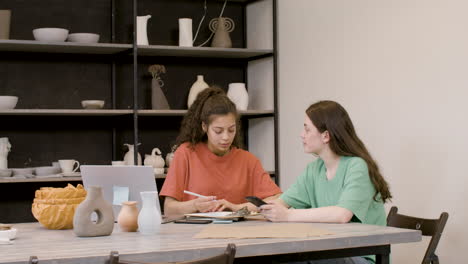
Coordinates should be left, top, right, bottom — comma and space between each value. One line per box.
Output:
375, 245, 390, 264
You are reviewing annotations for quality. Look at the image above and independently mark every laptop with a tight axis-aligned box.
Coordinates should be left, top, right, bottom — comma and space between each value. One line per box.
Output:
80, 165, 161, 217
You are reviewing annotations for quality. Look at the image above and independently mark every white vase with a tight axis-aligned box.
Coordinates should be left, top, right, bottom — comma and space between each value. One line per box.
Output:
138, 191, 162, 235
227, 83, 249, 111
178, 18, 193, 47
0, 137, 11, 169
187, 75, 209, 108
136, 15, 151, 45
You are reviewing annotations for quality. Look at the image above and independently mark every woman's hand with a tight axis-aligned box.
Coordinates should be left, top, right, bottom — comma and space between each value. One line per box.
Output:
193, 196, 218, 212
260, 201, 290, 222
212, 199, 239, 212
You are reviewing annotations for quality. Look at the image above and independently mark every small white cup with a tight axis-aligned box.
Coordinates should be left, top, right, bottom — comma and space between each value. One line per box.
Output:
59, 159, 80, 173
111, 161, 126, 166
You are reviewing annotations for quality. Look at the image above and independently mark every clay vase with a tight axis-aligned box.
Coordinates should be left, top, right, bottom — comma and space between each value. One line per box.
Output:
187, 75, 209, 108
227, 83, 249, 111
117, 201, 139, 232
209, 17, 235, 48
151, 78, 170, 109
73, 186, 114, 237
138, 191, 162, 235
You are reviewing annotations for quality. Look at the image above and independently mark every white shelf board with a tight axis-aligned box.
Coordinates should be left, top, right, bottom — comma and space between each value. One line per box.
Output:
0, 109, 133, 116
137, 45, 273, 59
0, 39, 131, 54
0, 174, 166, 183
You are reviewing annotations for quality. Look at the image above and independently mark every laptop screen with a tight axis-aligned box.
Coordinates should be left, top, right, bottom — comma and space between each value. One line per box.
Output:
80, 165, 161, 217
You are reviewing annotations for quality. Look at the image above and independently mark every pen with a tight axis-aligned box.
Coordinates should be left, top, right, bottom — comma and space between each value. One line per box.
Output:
183, 190, 209, 198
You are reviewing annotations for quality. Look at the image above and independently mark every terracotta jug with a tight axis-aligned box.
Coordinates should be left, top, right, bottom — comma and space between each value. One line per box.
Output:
209, 17, 235, 48
117, 201, 139, 232
73, 186, 114, 237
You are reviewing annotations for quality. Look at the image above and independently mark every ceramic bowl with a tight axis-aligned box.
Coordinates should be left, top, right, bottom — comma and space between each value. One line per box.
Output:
67, 33, 100, 43
33, 28, 69, 42
0, 169, 12, 177
11, 168, 34, 176
0, 96, 18, 109
81, 100, 105, 109
35, 166, 61, 176
0, 228, 17, 240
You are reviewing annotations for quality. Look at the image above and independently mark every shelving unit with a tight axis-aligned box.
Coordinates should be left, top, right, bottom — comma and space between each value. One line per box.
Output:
0, 0, 277, 222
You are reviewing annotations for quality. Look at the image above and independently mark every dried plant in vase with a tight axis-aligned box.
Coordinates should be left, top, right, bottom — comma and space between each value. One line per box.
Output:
148, 64, 169, 109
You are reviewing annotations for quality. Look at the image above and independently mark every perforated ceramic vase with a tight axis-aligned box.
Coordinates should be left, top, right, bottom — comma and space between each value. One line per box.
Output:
73, 186, 114, 237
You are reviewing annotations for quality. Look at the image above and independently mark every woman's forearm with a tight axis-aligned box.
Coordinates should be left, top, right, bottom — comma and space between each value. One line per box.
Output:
287, 206, 353, 223
164, 197, 196, 215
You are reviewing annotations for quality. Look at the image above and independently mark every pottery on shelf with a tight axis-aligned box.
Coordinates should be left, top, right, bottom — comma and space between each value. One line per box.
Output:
187, 75, 209, 108
137, 15, 151, 45
227, 83, 249, 111
117, 201, 139, 232
148, 64, 169, 110
73, 186, 114, 237
123, 143, 142, 165
209, 17, 235, 48
0, 137, 11, 170
138, 191, 162, 234
144, 148, 165, 173
178, 18, 193, 47
0, 10, 11, 39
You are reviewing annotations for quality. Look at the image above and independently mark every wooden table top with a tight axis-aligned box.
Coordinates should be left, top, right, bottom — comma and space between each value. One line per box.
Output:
1, 221, 421, 264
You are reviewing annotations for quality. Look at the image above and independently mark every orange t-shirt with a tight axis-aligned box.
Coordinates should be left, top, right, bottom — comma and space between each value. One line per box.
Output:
160, 143, 281, 204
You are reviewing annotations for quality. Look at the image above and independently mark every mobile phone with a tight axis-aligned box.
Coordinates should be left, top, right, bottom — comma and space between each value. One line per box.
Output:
174, 219, 213, 224
245, 196, 267, 207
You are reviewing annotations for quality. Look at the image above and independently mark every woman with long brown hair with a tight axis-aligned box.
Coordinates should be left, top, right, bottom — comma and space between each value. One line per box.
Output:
160, 86, 281, 215
261, 100, 391, 264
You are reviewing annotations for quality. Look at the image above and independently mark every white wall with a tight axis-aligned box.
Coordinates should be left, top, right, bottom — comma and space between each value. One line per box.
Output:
278, 0, 468, 263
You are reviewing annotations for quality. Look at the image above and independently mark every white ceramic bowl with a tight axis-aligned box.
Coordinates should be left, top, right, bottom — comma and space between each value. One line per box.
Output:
35, 166, 61, 176
0, 96, 18, 109
33, 28, 69, 42
11, 168, 34, 176
0, 228, 17, 240
67, 33, 100, 43
81, 100, 105, 109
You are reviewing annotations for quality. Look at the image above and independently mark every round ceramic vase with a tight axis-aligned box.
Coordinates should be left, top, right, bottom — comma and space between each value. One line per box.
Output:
117, 201, 139, 232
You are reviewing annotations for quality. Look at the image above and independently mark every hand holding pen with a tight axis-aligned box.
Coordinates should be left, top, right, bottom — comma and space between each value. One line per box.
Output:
184, 190, 218, 212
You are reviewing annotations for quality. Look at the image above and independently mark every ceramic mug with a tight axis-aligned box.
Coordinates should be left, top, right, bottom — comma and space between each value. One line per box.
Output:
58, 159, 80, 173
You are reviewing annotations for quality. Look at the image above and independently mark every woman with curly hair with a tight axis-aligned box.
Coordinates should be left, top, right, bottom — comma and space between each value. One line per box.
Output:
160, 86, 281, 215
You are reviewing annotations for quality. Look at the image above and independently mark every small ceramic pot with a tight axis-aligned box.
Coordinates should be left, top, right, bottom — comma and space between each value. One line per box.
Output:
117, 201, 139, 232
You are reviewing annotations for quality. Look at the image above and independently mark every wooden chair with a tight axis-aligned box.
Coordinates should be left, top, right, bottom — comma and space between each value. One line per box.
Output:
387, 206, 449, 264
108, 243, 236, 264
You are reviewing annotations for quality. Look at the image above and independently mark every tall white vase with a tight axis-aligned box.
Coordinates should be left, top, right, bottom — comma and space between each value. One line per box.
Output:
178, 18, 193, 47
187, 75, 209, 108
0, 137, 11, 169
227, 83, 249, 111
138, 191, 162, 235
136, 15, 151, 45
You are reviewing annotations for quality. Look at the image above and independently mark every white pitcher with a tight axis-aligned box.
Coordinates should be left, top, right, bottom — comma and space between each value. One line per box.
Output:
123, 143, 142, 165
0, 137, 11, 169
136, 15, 151, 45
187, 75, 209, 108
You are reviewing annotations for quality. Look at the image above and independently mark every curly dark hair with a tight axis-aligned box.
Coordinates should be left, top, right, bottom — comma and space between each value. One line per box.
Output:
175, 86, 243, 149
306, 100, 392, 203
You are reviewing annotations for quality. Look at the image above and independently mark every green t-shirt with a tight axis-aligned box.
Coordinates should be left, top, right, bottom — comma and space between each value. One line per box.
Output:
280, 156, 387, 264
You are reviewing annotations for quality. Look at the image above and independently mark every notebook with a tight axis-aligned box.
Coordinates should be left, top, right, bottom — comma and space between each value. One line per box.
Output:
80, 165, 161, 217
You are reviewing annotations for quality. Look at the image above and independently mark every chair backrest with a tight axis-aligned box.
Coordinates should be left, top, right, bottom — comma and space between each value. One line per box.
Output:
108, 243, 236, 264
387, 206, 449, 264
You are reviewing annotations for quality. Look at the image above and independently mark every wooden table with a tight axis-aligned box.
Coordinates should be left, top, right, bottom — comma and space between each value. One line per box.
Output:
1, 221, 421, 264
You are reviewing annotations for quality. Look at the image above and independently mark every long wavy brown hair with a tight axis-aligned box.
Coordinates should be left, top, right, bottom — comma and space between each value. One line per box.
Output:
175, 86, 243, 149
306, 100, 392, 203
